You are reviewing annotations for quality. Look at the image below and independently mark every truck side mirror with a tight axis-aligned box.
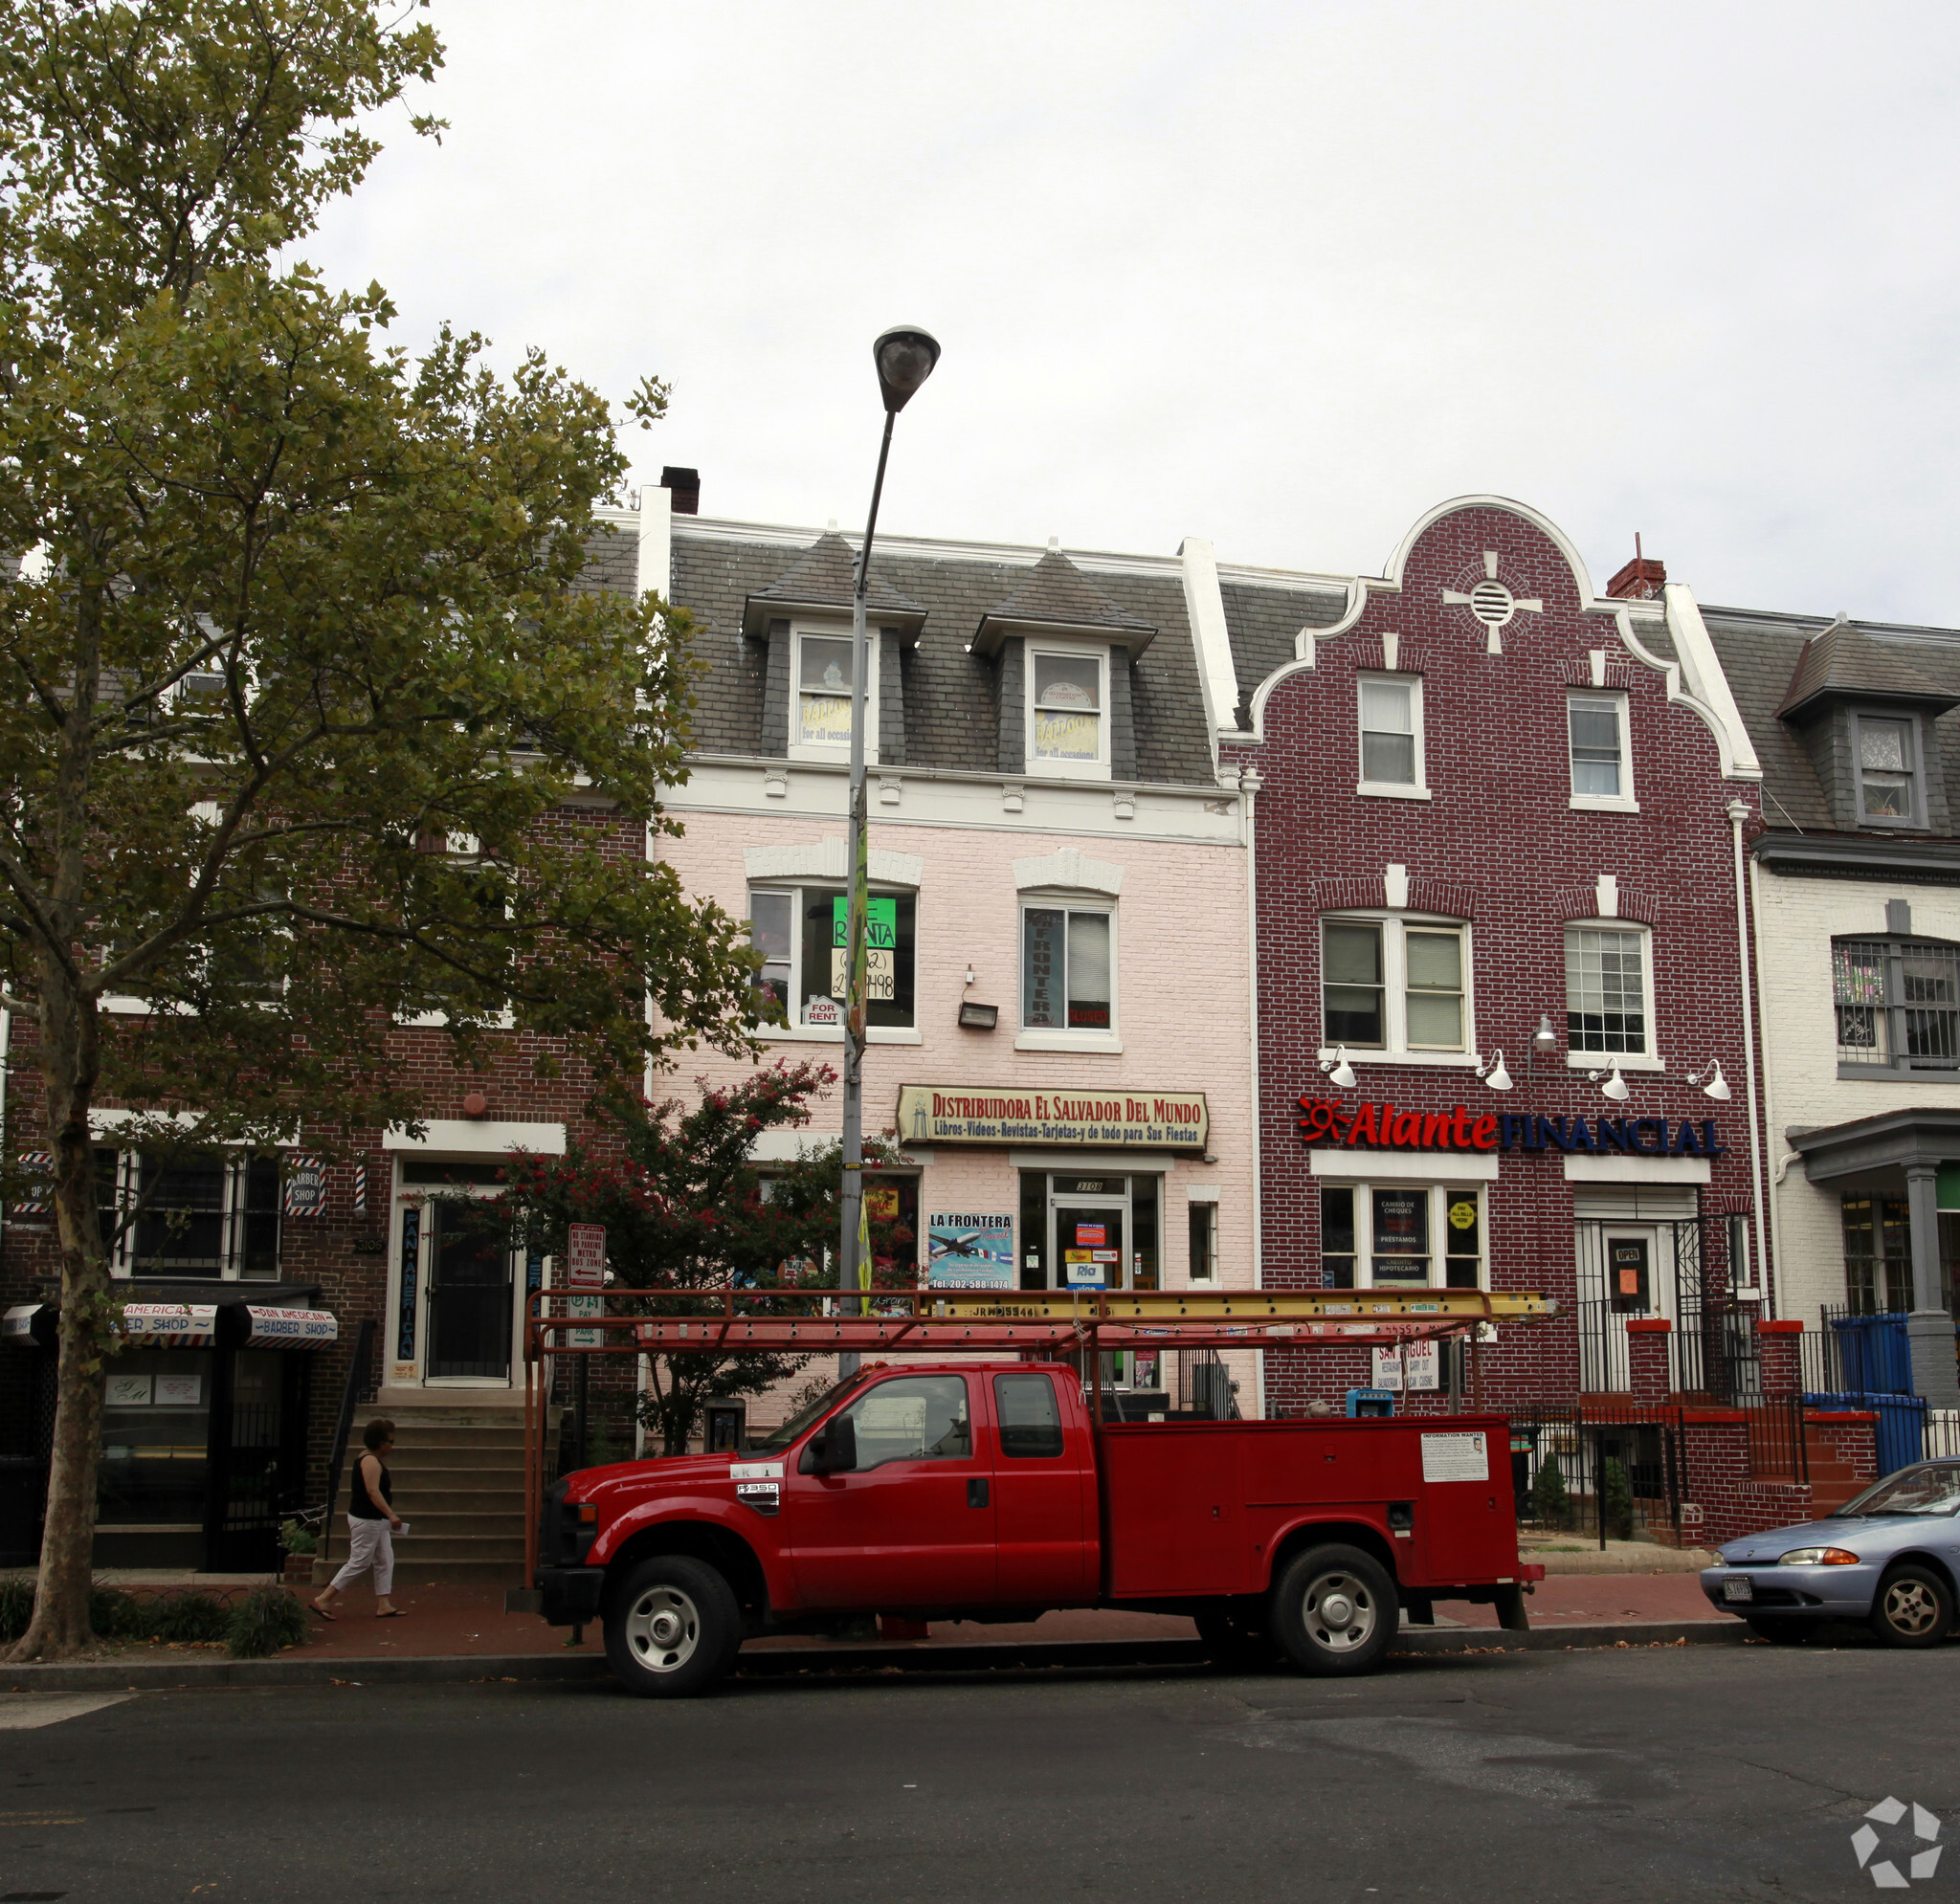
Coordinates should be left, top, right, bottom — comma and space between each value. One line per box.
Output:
805, 1414, 858, 1475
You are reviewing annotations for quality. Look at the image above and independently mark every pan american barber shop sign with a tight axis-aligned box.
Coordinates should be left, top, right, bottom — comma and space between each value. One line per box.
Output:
1297, 1096, 1727, 1158
899, 1085, 1208, 1150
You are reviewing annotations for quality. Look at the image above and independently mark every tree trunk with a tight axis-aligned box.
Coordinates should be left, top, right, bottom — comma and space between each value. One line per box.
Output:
10, 984, 111, 1662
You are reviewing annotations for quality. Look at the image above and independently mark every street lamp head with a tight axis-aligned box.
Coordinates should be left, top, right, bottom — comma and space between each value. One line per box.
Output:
874, 326, 941, 413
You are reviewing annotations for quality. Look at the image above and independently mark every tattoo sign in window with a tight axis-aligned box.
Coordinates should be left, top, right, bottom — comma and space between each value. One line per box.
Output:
797, 634, 856, 747
1030, 651, 1106, 772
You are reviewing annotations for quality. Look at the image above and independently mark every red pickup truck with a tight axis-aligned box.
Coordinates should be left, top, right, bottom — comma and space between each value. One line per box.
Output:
533, 1359, 1536, 1696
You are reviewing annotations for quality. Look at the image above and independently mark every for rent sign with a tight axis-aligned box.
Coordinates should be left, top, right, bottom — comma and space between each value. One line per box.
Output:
898, 1086, 1208, 1150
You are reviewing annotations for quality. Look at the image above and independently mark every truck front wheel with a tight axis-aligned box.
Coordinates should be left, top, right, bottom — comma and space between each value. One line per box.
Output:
604, 1556, 742, 1698
1269, 1545, 1397, 1676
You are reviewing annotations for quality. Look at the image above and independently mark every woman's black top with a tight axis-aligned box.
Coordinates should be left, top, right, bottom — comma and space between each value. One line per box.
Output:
350, 1453, 393, 1519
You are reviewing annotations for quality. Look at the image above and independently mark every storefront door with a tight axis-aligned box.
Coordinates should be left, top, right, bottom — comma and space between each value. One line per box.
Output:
1049, 1181, 1129, 1293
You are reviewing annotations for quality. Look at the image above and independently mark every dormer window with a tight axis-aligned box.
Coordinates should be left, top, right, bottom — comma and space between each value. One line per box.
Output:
790, 625, 877, 764
1855, 713, 1921, 826
1028, 647, 1108, 778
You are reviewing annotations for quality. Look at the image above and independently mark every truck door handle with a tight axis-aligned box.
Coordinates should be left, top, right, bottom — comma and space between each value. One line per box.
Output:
968, 1478, 990, 1509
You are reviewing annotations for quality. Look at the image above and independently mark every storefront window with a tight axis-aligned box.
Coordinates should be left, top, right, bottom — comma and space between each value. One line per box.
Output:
1319, 1184, 1485, 1291
1841, 1195, 1913, 1313
100, 1348, 212, 1526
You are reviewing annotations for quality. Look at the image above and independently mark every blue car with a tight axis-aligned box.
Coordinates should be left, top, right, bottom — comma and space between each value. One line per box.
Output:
1701, 1458, 1960, 1646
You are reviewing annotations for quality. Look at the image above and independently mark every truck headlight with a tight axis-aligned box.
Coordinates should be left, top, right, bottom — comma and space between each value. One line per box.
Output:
1776, 1546, 1860, 1565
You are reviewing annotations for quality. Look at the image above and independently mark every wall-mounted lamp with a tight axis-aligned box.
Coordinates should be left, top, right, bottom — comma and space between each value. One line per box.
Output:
1473, 1050, 1513, 1091
1586, 1063, 1631, 1102
1319, 1045, 1356, 1089
957, 1000, 998, 1030
1686, 1058, 1731, 1101
964, 964, 975, 988
1531, 1014, 1559, 1057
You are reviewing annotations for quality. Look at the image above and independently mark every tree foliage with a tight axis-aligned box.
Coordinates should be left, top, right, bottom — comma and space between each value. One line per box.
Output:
498, 1063, 915, 1457
0, 0, 758, 1659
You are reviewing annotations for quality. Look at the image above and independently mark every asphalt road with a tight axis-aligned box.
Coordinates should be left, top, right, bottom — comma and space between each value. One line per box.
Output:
1, 1637, 1954, 1903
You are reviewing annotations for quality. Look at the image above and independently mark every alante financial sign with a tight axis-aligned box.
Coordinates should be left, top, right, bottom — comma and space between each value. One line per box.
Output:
898, 1086, 1208, 1150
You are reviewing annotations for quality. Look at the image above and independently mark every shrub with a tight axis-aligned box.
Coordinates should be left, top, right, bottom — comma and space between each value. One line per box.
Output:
1530, 1454, 1571, 1530
279, 1517, 319, 1557
1602, 1457, 1637, 1541
226, 1585, 308, 1658
142, 1590, 232, 1644
90, 1584, 146, 1638
0, 1575, 31, 1642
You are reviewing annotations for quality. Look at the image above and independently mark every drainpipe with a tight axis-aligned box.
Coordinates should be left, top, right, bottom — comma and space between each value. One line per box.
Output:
1240, 767, 1265, 1418
1726, 801, 1771, 1317
1748, 854, 1788, 1315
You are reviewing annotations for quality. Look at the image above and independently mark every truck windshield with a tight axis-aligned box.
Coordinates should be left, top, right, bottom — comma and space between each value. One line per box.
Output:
744, 1378, 859, 1454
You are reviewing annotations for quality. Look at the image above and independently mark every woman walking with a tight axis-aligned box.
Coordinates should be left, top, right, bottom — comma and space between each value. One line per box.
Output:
314, 1418, 405, 1620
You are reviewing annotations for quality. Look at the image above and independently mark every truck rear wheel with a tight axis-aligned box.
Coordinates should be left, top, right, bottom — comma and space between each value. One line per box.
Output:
1269, 1544, 1397, 1677
604, 1556, 741, 1698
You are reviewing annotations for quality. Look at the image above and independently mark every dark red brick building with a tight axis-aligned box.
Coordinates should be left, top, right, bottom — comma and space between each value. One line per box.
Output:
1215, 496, 1770, 1419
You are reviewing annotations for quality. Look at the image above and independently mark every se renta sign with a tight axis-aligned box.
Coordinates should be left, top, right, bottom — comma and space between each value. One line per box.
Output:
1297, 1096, 1726, 1160
899, 1085, 1208, 1150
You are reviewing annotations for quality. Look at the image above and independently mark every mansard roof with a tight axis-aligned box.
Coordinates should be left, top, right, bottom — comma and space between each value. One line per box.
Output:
971, 547, 1156, 656
739, 531, 927, 638
1775, 614, 1960, 722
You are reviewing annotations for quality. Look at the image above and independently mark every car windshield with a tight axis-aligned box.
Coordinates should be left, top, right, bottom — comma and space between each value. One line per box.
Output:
743, 1377, 861, 1454
1836, 1462, 1960, 1518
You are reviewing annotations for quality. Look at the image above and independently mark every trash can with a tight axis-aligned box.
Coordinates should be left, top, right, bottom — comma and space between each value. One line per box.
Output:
1828, 1314, 1913, 1394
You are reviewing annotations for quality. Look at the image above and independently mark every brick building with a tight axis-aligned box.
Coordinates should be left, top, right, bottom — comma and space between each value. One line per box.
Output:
1213, 496, 1769, 1418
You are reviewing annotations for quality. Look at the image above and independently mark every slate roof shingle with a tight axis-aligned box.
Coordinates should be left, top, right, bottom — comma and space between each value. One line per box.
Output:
1776, 615, 1960, 721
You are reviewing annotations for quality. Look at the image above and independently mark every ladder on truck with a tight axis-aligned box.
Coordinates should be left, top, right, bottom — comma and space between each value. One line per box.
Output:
520, 1285, 1558, 1584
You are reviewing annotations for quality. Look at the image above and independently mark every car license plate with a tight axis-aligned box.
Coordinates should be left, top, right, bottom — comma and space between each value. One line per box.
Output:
1722, 1577, 1753, 1603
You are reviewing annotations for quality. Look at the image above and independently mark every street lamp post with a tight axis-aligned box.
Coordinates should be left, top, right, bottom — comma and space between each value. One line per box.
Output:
837, 327, 941, 1376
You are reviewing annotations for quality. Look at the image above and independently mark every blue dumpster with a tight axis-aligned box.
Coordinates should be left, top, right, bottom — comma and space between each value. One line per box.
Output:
1804, 1390, 1927, 1476
1828, 1314, 1913, 1394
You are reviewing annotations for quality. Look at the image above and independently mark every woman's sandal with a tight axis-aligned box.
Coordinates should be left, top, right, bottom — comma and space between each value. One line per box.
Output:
375, 1608, 405, 1619
310, 1602, 336, 1622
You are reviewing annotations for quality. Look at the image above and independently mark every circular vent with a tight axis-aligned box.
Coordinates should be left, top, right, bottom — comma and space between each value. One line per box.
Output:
1469, 580, 1514, 628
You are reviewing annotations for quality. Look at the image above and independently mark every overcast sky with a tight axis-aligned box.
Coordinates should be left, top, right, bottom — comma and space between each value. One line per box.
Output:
309, 2, 1960, 623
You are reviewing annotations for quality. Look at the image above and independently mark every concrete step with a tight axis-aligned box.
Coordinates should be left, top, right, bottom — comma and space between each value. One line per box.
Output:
376, 1427, 529, 1450
390, 1488, 527, 1516
311, 1557, 526, 1587
391, 1509, 525, 1536
365, 1443, 524, 1470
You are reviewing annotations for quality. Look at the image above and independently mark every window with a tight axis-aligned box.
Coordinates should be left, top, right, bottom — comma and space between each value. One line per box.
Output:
1022, 905, 1113, 1033
1321, 917, 1469, 1054
1568, 693, 1635, 808
1566, 926, 1649, 1056
1853, 713, 1921, 826
832, 1375, 972, 1470
1840, 1196, 1913, 1313
1319, 1184, 1484, 1291
790, 628, 878, 762
1834, 937, 1960, 1073
747, 885, 916, 1031
1028, 648, 1108, 778
993, 1373, 1064, 1457
1188, 1200, 1218, 1284
1357, 675, 1422, 793
99, 1150, 282, 1281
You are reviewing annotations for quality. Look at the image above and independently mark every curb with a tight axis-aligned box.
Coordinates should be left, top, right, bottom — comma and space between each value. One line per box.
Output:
0, 1619, 1750, 1692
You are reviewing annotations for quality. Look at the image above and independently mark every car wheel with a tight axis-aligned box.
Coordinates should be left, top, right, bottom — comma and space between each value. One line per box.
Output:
604, 1556, 742, 1697
1745, 1616, 1819, 1645
1268, 1544, 1398, 1677
1868, 1564, 1954, 1649
1195, 1604, 1278, 1672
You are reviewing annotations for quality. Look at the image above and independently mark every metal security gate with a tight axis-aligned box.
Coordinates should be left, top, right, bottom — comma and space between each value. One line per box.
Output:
1576, 1213, 1756, 1403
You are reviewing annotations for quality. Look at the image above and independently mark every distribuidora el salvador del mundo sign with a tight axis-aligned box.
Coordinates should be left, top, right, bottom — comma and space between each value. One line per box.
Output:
896, 1085, 1209, 1151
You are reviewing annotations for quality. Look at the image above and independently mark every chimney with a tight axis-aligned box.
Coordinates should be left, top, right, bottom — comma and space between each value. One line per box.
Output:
660, 466, 700, 516
1606, 533, 1665, 601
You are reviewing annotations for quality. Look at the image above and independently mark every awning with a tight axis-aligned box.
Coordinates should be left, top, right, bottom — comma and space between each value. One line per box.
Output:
234, 1306, 337, 1350
2, 1303, 52, 1349
117, 1303, 219, 1348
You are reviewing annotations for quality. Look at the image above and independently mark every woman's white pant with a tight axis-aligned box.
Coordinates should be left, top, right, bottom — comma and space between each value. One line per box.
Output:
329, 1516, 394, 1595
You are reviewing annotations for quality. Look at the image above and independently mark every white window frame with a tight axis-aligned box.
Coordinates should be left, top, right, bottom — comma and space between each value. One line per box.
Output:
1025, 642, 1111, 783
788, 620, 880, 765
98, 1146, 283, 1283
1317, 1181, 1488, 1293
1849, 708, 1925, 830
1015, 895, 1120, 1052
1356, 673, 1428, 800
746, 881, 922, 1046
1566, 690, 1637, 812
1317, 913, 1475, 1067
1186, 1189, 1221, 1285
1563, 920, 1662, 1070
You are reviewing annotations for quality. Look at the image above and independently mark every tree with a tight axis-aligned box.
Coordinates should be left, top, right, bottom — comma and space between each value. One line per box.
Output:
499, 1062, 915, 1457
1529, 1452, 1570, 1531
1601, 1457, 1636, 1541
0, 1, 759, 1659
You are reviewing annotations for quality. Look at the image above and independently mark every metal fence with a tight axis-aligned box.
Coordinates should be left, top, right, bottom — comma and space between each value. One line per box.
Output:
1575, 1213, 1757, 1403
